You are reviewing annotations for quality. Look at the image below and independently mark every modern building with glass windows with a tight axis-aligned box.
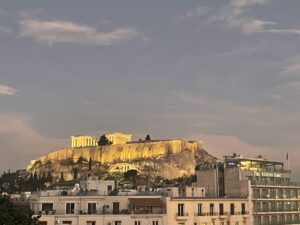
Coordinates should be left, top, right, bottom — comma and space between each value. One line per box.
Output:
196, 154, 300, 225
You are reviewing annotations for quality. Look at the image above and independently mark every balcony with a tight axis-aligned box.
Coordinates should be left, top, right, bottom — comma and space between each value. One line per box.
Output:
176, 213, 189, 220
35, 208, 166, 216
193, 212, 248, 218
251, 180, 300, 187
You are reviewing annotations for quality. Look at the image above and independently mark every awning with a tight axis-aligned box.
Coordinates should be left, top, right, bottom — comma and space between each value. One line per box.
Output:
129, 198, 165, 207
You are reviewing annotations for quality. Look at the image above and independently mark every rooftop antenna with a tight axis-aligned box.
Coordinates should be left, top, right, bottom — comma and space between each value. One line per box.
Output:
286, 152, 290, 170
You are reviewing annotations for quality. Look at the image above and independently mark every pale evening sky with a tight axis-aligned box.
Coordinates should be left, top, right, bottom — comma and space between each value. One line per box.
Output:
1, 0, 300, 178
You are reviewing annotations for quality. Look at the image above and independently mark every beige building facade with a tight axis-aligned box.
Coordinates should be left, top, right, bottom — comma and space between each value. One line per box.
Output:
71, 135, 97, 148
166, 186, 251, 225
106, 132, 132, 145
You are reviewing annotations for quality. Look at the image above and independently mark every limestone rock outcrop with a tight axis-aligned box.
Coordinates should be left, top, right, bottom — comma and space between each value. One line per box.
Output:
27, 139, 217, 182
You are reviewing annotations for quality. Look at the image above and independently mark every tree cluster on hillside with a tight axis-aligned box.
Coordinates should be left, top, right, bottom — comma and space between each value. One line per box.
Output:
0, 195, 40, 225
0, 170, 53, 193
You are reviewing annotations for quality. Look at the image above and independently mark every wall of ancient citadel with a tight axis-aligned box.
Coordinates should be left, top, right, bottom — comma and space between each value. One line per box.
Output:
27, 139, 203, 171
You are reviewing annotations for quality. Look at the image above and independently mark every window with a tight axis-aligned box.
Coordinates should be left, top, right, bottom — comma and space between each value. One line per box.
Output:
87, 222, 95, 225
114, 222, 121, 225
241, 203, 246, 214
209, 204, 214, 215
230, 203, 235, 215
38, 222, 47, 225
88, 203, 97, 214
178, 204, 185, 216
62, 221, 72, 224
66, 203, 75, 214
219, 203, 224, 215
198, 203, 202, 216
135, 222, 141, 225
42, 203, 53, 212
235, 222, 239, 225
152, 221, 158, 225
108, 185, 112, 192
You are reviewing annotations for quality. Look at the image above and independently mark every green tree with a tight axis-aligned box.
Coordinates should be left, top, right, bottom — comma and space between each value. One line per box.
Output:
73, 168, 78, 180
98, 135, 112, 146
45, 171, 53, 183
124, 169, 138, 185
145, 134, 151, 141
60, 171, 64, 182
0, 195, 40, 225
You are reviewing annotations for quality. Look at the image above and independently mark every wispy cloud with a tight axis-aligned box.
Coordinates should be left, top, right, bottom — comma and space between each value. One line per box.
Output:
0, 112, 67, 171
210, 0, 300, 35
280, 55, 300, 76
215, 46, 258, 57
19, 19, 138, 46
178, 6, 207, 21
0, 85, 18, 96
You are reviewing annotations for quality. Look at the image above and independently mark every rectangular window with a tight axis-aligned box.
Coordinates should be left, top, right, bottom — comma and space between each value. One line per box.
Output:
88, 203, 97, 214
38, 222, 47, 225
62, 222, 72, 225
152, 221, 158, 225
114, 222, 121, 225
178, 204, 184, 216
66, 203, 75, 214
42, 203, 53, 212
198, 203, 202, 216
241, 203, 246, 215
230, 203, 235, 215
209, 204, 214, 215
108, 185, 112, 192
219, 203, 224, 215
86, 222, 95, 225
135, 222, 141, 225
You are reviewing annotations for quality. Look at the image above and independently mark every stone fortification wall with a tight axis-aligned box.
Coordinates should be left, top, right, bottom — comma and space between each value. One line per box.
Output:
27, 139, 203, 171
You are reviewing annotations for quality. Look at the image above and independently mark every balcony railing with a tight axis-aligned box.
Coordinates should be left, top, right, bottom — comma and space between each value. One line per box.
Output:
251, 180, 300, 187
36, 208, 166, 216
176, 213, 189, 217
194, 211, 248, 216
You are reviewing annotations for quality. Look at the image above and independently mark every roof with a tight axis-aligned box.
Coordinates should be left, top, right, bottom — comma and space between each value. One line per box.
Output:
129, 198, 165, 207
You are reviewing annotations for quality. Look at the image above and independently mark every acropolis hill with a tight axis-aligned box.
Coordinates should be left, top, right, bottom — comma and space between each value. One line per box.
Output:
27, 136, 217, 182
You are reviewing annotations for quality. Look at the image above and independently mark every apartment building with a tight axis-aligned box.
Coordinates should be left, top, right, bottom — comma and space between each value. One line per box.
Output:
166, 186, 251, 225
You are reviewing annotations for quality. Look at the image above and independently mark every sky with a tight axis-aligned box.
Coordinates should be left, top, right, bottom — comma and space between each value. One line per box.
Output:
1, 0, 300, 178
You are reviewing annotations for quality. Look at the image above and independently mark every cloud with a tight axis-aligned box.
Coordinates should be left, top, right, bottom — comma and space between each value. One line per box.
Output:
0, 85, 18, 96
19, 19, 138, 46
230, 0, 267, 8
280, 55, 300, 76
0, 112, 67, 171
178, 6, 207, 21
211, 0, 300, 35
215, 46, 258, 57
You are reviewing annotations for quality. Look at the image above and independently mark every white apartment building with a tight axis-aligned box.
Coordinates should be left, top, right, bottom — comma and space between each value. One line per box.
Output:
30, 176, 252, 225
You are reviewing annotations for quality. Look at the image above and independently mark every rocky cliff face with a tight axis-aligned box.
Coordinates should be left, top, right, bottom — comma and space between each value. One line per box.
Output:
27, 139, 217, 182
